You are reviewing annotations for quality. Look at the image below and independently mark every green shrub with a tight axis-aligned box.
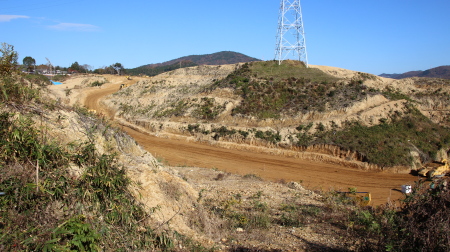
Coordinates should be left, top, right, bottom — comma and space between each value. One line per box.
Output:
187, 124, 201, 134
193, 97, 224, 120
348, 179, 450, 251
90, 80, 105, 87
394, 180, 450, 251
154, 99, 190, 118
212, 126, 236, 137
383, 87, 413, 101
40, 215, 100, 252
238, 130, 249, 138
255, 130, 281, 144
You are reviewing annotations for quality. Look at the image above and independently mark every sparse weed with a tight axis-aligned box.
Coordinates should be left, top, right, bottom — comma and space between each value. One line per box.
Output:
242, 173, 262, 180
90, 80, 105, 87
214, 173, 226, 181
159, 181, 182, 201
193, 97, 225, 120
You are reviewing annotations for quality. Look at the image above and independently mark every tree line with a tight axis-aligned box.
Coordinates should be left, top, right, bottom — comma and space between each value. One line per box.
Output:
2, 46, 126, 75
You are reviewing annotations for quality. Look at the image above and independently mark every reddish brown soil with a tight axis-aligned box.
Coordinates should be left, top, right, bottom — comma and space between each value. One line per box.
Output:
85, 84, 419, 206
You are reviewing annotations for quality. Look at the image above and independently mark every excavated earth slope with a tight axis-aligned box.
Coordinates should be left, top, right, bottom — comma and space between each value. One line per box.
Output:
45, 67, 449, 250
101, 64, 449, 169
44, 74, 365, 250
48, 70, 424, 206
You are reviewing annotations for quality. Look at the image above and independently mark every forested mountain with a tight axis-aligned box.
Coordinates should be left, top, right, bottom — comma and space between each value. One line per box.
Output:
380, 66, 450, 79
127, 51, 259, 76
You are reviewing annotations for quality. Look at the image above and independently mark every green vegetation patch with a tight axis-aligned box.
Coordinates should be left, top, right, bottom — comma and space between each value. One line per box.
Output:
295, 104, 450, 167
207, 61, 380, 119
255, 130, 281, 144
154, 99, 191, 118
332, 107, 450, 166
249, 60, 339, 84
192, 97, 225, 120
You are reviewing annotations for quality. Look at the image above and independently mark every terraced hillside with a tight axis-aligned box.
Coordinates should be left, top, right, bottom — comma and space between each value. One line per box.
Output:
102, 61, 450, 171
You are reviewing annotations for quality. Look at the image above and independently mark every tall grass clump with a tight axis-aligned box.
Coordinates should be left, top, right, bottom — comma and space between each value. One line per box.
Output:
1, 43, 40, 103
0, 110, 171, 250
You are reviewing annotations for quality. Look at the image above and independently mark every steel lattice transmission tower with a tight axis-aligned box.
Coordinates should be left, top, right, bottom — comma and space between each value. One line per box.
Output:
274, 0, 308, 67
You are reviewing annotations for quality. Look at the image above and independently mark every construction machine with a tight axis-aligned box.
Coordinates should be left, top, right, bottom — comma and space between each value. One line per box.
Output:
418, 159, 449, 178
119, 83, 131, 90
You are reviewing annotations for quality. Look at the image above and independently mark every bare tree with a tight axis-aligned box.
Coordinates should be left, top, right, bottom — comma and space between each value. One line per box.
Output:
82, 64, 92, 73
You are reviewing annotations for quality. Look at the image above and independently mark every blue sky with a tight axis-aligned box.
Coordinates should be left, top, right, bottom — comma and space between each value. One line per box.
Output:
1, 0, 449, 75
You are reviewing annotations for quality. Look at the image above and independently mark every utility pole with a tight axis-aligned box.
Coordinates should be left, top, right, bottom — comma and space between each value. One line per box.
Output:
274, 0, 308, 67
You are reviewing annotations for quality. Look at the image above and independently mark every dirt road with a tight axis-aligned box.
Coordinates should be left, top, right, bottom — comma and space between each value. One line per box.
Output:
85, 83, 418, 205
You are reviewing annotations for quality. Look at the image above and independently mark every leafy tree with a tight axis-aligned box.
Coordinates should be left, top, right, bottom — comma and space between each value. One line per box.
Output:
22, 56, 36, 72
111, 63, 124, 75
94, 66, 116, 74
0, 42, 19, 75
69, 61, 83, 73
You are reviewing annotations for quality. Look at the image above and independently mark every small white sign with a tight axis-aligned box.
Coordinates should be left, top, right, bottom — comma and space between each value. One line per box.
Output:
401, 185, 412, 194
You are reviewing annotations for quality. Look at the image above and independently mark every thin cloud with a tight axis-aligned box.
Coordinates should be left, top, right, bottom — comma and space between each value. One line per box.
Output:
48, 22, 100, 32
0, 15, 30, 22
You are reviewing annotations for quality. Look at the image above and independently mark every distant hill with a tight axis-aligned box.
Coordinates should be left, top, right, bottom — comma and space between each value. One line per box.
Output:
380, 66, 450, 79
127, 51, 260, 76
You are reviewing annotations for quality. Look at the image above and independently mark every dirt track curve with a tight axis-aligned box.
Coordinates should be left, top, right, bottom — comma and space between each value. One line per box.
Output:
85, 83, 418, 206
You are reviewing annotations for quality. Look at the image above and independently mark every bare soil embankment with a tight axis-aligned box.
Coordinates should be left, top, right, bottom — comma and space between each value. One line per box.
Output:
44, 69, 450, 250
